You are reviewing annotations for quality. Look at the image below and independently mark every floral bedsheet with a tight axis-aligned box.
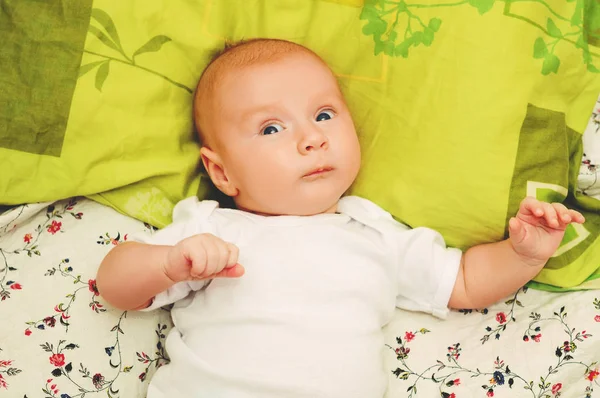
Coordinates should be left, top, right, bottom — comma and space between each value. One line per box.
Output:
383, 288, 600, 398
0, 198, 170, 397
1, 197, 599, 398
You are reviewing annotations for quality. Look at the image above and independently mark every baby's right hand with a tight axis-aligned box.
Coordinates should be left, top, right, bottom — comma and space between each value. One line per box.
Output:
163, 233, 244, 283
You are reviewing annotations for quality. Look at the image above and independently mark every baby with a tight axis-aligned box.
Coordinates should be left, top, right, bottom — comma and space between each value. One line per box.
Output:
96, 39, 585, 398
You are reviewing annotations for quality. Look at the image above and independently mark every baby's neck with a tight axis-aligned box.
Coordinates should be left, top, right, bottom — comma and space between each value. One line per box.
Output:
234, 202, 339, 217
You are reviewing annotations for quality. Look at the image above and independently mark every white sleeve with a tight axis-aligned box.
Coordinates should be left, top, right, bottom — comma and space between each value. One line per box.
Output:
129, 197, 218, 311
394, 227, 462, 319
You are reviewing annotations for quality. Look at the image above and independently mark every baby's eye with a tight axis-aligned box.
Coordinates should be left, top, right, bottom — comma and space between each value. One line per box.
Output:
316, 110, 335, 122
261, 123, 283, 135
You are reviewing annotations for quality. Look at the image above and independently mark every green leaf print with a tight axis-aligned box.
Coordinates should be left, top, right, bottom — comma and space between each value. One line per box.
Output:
95, 61, 110, 92
88, 25, 121, 55
132, 35, 172, 63
90, 8, 122, 50
81, 8, 193, 93
360, 0, 599, 75
533, 38, 548, 59
468, 0, 495, 15
78, 60, 105, 78
541, 53, 560, 75
546, 18, 562, 38
428, 18, 442, 32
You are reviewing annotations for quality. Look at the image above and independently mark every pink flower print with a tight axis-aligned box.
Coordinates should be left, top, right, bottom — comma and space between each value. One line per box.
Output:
47, 221, 62, 234
551, 383, 562, 395
88, 279, 99, 296
92, 373, 105, 389
49, 353, 65, 367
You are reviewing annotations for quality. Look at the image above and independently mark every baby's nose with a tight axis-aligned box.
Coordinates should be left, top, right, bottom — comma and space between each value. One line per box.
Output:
298, 129, 328, 154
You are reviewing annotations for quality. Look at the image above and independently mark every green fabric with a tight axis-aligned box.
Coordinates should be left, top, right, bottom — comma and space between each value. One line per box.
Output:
0, 0, 92, 156
1, 0, 600, 290
0, 3, 202, 226
506, 105, 600, 287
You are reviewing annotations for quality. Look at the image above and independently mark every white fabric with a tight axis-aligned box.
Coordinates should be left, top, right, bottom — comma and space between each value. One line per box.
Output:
582, 94, 600, 165
578, 94, 600, 199
136, 196, 462, 398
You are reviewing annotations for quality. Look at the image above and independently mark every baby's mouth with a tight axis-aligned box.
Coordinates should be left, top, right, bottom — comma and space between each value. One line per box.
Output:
303, 166, 334, 179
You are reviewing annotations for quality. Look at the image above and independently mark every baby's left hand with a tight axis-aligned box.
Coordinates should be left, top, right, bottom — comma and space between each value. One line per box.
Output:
509, 197, 585, 265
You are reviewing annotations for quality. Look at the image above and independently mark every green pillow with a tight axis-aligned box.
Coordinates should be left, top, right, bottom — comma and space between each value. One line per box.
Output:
0, 1, 202, 226
1, 0, 599, 290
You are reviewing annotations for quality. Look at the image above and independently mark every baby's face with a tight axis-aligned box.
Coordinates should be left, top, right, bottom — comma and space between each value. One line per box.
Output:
206, 52, 361, 215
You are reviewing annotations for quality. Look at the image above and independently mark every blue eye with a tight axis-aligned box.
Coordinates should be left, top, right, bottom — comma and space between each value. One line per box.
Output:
261, 123, 283, 135
316, 110, 335, 122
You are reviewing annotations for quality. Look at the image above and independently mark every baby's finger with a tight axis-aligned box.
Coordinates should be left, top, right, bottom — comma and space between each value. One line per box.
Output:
214, 239, 231, 273
226, 243, 239, 268
187, 242, 209, 278
213, 263, 245, 279
568, 209, 586, 224
198, 238, 220, 277
551, 203, 571, 224
541, 202, 560, 228
520, 197, 544, 217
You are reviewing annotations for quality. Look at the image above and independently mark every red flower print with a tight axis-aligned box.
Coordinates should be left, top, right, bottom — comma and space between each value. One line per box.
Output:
88, 279, 99, 296
404, 331, 415, 342
449, 394, 455, 398
0, 360, 12, 367
43, 317, 56, 327
533, 334, 542, 342
24, 329, 31, 336
486, 389, 494, 397
587, 369, 599, 381
0, 374, 7, 389
92, 373, 105, 389
552, 383, 562, 395
495, 312, 507, 324
9, 283, 21, 290
595, 315, 600, 322
139, 372, 146, 381
49, 353, 65, 367
23, 233, 32, 243
47, 221, 62, 234
453, 378, 460, 386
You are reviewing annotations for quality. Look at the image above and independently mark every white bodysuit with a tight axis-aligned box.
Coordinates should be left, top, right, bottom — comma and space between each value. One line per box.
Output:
138, 196, 461, 398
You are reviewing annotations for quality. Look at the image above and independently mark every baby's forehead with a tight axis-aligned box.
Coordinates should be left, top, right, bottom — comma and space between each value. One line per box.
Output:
194, 40, 331, 144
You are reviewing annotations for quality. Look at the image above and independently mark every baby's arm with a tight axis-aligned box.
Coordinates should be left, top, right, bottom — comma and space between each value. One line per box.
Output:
96, 234, 243, 311
448, 197, 585, 309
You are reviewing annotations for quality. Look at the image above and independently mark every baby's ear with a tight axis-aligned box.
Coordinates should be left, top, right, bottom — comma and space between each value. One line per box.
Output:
200, 147, 238, 197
